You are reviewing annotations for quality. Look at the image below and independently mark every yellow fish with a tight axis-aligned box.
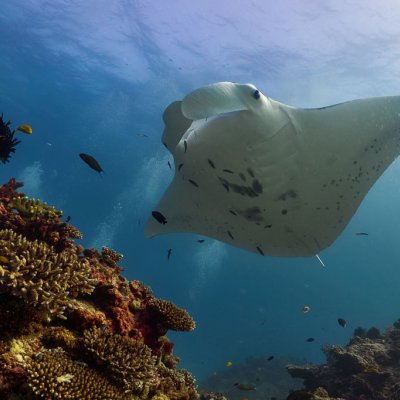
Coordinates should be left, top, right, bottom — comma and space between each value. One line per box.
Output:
0, 255, 9, 263
226, 361, 233, 367
16, 124, 32, 134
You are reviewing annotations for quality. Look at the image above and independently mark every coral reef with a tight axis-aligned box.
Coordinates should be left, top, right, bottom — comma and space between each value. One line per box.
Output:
27, 348, 128, 400
287, 321, 400, 399
0, 228, 95, 320
0, 178, 82, 251
0, 114, 20, 164
0, 179, 198, 400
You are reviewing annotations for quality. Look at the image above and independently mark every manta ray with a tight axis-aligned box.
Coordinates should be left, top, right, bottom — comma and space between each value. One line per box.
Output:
145, 82, 400, 257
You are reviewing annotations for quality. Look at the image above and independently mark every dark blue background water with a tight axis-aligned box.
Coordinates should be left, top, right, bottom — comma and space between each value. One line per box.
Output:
2, 0, 400, 381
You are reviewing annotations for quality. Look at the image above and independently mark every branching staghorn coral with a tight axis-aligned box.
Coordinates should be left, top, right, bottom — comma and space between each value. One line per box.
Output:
82, 326, 158, 394
9, 196, 62, 220
27, 348, 130, 400
0, 229, 96, 320
148, 298, 196, 332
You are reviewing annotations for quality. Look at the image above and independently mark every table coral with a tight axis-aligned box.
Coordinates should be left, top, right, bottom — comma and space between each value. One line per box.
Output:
0, 178, 198, 400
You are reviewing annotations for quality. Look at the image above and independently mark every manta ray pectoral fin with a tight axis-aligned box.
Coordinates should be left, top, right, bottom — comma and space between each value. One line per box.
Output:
181, 82, 259, 120
161, 101, 192, 151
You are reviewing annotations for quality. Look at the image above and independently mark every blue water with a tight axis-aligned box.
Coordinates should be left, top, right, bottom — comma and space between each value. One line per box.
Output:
2, 0, 400, 383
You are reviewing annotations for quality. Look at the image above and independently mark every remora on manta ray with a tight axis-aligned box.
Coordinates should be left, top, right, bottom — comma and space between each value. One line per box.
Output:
145, 82, 400, 257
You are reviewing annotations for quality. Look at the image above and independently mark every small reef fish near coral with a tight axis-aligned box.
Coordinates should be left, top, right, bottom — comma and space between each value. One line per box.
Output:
16, 124, 33, 134
337, 318, 346, 328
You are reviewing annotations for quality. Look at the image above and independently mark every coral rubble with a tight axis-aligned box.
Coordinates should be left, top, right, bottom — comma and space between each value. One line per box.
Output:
287, 322, 400, 399
0, 179, 198, 400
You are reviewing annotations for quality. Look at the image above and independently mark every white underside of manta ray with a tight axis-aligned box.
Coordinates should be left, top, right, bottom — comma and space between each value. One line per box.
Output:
144, 81, 400, 257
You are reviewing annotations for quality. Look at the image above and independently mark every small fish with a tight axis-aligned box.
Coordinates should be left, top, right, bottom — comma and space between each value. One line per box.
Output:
222, 182, 230, 192
197, 239, 205, 243
267, 355, 274, 361
79, 153, 104, 173
303, 305, 311, 314
223, 169, 234, 174
167, 248, 172, 260
188, 179, 198, 187
306, 337, 315, 342
136, 133, 149, 138
338, 318, 346, 328
0, 255, 9, 263
226, 361, 233, 367
152, 211, 167, 224
46, 142, 52, 146
167, 161, 172, 169
256, 246, 264, 256
355, 232, 368, 236
178, 163, 184, 171
184, 140, 188, 152
227, 231, 234, 240
16, 124, 32, 134
234, 383, 256, 391
208, 159, 215, 168
260, 319, 267, 326
229, 210, 237, 216
65, 216, 71, 223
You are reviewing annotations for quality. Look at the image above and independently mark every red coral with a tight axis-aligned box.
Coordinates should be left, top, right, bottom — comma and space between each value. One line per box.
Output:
0, 178, 24, 200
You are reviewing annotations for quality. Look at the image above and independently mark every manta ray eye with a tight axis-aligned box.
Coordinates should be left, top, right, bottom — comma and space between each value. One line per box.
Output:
252, 90, 261, 100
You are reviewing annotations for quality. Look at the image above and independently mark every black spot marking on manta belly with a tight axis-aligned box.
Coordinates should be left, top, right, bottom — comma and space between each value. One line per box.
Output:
252, 179, 263, 194
218, 177, 230, 192
152, 211, 167, 224
208, 159, 216, 168
218, 176, 263, 198
247, 168, 255, 178
278, 189, 297, 201
253, 90, 261, 100
256, 246, 264, 256
227, 231, 234, 240
237, 206, 264, 223
188, 179, 199, 187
